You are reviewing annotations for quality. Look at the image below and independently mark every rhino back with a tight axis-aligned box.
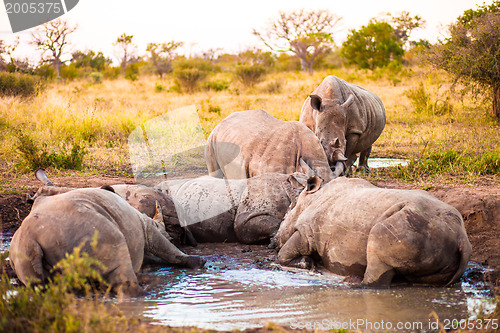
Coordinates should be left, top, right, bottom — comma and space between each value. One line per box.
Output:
208, 110, 332, 180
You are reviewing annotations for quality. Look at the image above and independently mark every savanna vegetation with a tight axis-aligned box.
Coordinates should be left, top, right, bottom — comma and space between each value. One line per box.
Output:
1, 2, 500, 332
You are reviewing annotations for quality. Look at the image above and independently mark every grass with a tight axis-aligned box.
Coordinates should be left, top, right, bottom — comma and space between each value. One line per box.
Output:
0, 65, 500, 193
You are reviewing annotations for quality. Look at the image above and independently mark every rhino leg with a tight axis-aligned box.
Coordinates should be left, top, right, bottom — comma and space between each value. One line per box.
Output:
145, 224, 206, 268
277, 231, 314, 269
234, 212, 281, 244
357, 146, 372, 173
361, 254, 395, 287
105, 262, 144, 297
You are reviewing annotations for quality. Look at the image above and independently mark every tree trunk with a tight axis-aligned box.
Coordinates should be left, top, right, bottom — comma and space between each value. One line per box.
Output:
493, 85, 500, 119
54, 59, 61, 77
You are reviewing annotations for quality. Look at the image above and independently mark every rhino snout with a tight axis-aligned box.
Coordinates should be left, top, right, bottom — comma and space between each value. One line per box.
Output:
186, 255, 206, 268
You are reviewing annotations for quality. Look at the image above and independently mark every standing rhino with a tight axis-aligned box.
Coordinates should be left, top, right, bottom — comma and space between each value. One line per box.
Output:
10, 188, 205, 296
205, 109, 334, 182
273, 177, 471, 287
155, 172, 308, 244
300, 75, 386, 176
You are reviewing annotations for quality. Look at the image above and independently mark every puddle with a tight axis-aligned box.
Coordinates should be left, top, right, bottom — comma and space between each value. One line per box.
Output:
2, 234, 496, 332
366, 158, 408, 168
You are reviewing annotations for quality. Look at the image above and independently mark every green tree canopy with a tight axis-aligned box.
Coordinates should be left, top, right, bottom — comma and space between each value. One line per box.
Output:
428, 1, 500, 118
340, 21, 404, 70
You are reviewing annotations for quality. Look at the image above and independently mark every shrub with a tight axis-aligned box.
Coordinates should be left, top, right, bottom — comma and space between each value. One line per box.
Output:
16, 133, 87, 171
88, 72, 103, 84
234, 64, 266, 88
204, 79, 229, 92
0, 72, 42, 97
174, 68, 207, 93
404, 82, 453, 116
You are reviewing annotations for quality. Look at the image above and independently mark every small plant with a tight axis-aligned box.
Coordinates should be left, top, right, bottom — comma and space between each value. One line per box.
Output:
261, 79, 283, 94
16, 133, 87, 171
154, 82, 164, 92
404, 82, 453, 116
88, 72, 103, 84
204, 79, 229, 92
234, 64, 266, 88
173, 68, 207, 93
0, 72, 43, 97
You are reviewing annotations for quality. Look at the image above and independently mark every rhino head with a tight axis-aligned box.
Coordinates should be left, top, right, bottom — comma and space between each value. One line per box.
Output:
309, 94, 355, 177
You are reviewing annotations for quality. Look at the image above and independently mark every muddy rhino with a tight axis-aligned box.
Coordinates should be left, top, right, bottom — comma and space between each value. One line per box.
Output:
10, 188, 205, 296
300, 75, 386, 176
155, 172, 309, 244
273, 177, 471, 287
205, 109, 334, 182
28, 169, 195, 246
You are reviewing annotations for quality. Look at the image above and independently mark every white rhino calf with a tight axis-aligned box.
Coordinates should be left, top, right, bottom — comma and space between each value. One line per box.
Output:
205, 109, 334, 182
155, 172, 308, 244
300, 75, 386, 176
273, 177, 471, 287
10, 188, 205, 296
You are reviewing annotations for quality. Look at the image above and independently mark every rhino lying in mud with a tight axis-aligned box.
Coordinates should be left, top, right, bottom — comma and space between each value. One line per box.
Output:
300, 75, 386, 176
205, 109, 334, 182
29, 169, 196, 246
10, 188, 206, 296
155, 172, 309, 244
272, 177, 472, 287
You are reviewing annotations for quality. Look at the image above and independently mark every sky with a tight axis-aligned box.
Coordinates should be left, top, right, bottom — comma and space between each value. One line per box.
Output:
0, 0, 488, 64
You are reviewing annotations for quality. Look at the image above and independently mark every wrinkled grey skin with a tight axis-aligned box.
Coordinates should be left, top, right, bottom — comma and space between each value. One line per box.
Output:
28, 169, 193, 245
155, 173, 308, 244
205, 109, 334, 182
300, 75, 386, 176
10, 188, 206, 296
273, 177, 471, 287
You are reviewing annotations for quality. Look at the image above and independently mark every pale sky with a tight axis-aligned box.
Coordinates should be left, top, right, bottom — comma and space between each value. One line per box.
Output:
0, 0, 487, 63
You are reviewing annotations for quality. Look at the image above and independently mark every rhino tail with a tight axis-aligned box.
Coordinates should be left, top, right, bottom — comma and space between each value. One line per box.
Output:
26, 239, 45, 280
446, 233, 471, 286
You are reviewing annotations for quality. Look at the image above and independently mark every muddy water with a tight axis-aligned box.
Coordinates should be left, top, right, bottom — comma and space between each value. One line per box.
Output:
1, 231, 495, 332
117, 243, 495, 332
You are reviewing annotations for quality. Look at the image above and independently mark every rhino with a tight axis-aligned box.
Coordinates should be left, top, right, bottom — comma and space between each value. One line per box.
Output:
300, 75, 386, 176
155, 172, 309, 244
29, 169, 196, 246
205, 109, 334, 182
273, 177, 471, 287
10, 188, 206, 296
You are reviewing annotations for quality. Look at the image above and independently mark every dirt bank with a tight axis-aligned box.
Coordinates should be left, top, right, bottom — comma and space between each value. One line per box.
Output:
1, 174, 500, 285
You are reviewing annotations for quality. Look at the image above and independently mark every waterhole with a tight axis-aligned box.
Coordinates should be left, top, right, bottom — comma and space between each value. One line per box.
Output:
2, 236, 496, 332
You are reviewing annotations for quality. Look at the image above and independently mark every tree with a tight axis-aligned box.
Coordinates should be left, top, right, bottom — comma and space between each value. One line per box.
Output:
31, 19, 77, 77
146, 41, 183, 77
428, 1, 500, 118
340, 21, 404, 70
71, 50, 112, 71
253, 9, 342, 74
114, 33, 136, 76
379, 11, 426, 49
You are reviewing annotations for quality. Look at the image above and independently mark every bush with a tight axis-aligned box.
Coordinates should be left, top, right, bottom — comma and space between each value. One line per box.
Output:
404, 82, 453, 116
234, 64, 266, 88
0, 72, 42, 97
16, 133, 87, 171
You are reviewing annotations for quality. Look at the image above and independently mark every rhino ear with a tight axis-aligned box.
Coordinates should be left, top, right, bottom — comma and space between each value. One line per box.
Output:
306, 176, 323, 194
341, 94, 355, 109
310, 95, 322, 111
153, 200, 164, 223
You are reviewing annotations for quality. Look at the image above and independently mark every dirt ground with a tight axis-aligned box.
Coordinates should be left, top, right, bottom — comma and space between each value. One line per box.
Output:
1, 172, 500, 286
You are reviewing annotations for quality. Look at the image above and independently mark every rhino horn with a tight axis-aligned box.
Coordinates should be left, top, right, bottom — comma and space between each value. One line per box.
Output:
333, 161, 345, 178
299, 158, 315, 177
35, 169, 54, 186
153, 200, 164, 224
341, 94, 355, 108
306, 176, 323, 194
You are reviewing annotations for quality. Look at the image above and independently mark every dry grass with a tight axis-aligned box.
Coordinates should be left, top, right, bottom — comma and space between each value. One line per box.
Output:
1, 66, 499, 192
